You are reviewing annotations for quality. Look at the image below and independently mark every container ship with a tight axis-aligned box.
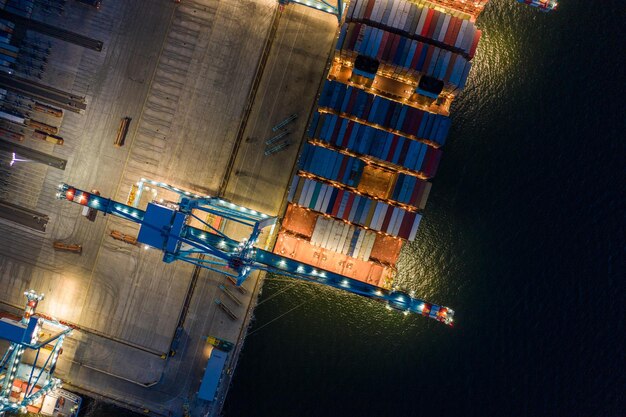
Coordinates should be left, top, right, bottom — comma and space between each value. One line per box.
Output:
274, 0, 490, 295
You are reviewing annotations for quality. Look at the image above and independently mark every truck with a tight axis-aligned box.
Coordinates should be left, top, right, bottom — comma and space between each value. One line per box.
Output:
198, 349, 228, 402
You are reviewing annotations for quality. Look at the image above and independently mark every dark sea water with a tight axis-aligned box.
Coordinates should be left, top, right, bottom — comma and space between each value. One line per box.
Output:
222, 1, 625, 417
81, 1, 624, 416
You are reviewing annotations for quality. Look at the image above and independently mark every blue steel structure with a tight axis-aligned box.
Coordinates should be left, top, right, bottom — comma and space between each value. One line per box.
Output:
279, 0, 346, 21
56, 183, 454, 325
0, 291, 75, 414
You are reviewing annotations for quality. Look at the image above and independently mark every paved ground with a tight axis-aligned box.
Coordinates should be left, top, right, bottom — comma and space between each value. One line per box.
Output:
0, 0, 336, 416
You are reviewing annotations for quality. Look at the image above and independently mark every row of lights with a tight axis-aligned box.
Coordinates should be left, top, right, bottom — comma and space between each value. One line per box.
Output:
290, 186, 417, 241
298, 170, 422, 213
317, 107, 442, 150
307, 136, 431, 181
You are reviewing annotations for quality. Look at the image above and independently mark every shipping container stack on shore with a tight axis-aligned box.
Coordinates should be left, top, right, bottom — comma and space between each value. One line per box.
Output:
0, 1, 68, 154
275, 0, 487, 289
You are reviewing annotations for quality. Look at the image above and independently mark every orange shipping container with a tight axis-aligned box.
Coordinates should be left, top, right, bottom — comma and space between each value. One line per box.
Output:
357, 165, 395, 199
369, 234, 404, 264
282, 204, 318, 239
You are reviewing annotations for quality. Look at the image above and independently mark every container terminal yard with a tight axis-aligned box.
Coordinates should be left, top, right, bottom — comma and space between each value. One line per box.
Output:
0, 0, 556, 415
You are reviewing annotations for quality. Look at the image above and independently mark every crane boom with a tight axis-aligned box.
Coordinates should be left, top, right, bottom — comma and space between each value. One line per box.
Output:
56, 183, 454, 326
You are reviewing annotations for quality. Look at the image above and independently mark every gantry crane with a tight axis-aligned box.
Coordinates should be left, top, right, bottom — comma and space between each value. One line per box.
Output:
57, 181, 454, 326
0, 291, 76, 415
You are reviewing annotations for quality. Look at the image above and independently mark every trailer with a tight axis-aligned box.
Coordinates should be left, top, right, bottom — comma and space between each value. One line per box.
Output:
198, 349, 228, 402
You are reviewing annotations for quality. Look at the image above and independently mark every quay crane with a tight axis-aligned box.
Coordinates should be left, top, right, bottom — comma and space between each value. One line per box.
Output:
0, 291, 76, 415
56, 182, 454, 326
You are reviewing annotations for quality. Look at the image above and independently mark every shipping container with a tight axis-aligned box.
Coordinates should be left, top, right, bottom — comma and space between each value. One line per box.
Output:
318, 80, 450, 146
308, 112, 443, 178
346, 0, 481, 57
335, 45, 471, 95
0, 109, 25, 125
288, 175, 422, 241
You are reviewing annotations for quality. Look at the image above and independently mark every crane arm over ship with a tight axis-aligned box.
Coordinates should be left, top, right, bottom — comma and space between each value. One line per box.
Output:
56, 183, 454, 326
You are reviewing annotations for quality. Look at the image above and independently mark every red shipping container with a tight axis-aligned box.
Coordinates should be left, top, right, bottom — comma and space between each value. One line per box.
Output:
397, 137, 411, 166
409, 181, 426, 208
343, 193, 356, 220
380, 205, 395, 232
361, 94, 374, 120
422, 46, 436, 75
443, 17, 458, 45
398, 211, 416, 239
336, 155, 350, 183
349, 23, 361, 50
411, 42, 425, 70
346, 88, 359, 113
387, 134, 400, 161
380, 33, 393, 62
388, 33, 401, 63
428, 149, 443, 177
469, 30, 482, 59
331, 190, 344, 216
341, 122, 355, 148
330, 117, 343, 142
422, 148, 437, 176
444, 54, 457, 82
364, 0, 375, 20
411, 110, 424, 137
420, 9, 435, 37
427, 11, 441, 39
377, 31, 390, 60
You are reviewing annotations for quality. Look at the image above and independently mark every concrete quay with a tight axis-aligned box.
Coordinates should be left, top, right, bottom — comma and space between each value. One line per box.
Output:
0, 0, 336, 415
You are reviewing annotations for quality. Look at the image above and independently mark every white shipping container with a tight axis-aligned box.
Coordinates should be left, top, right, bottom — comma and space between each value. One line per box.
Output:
400, 3, 410, 32
379, 0, 391, 24
408, 214, 422, 241
310, 215, 325, 245
387, 207, 400, 235
0, 110, 25, 125
330, 221, 344, 252
455, 20, 469, 49
354, 228, 366, 259
339, 222, 351, 254
390, 0, 400, 28
320, 217, 333, 248
373, 202, 389, 230
362, 231, 376, 261
392, 209, 405, 237
462, 25, 476, 52
438, 15, 452, 42
415, 6, 429, 36
301, 179, 313, 207
370, 202, 383, 230
371, 0, 381, 22
321, 184, 333, 213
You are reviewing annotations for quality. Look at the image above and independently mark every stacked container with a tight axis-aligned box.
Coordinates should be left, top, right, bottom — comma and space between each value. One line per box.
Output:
308, 112, 442, 178
347, 0, 482, 58
318, 80, 451, 147
0, 16, 16, 73
277, 0, 484, 287
336, 22, 473, 92
299, 142, 432, 210
288, 175, 423, 241
310, 216, 378, 261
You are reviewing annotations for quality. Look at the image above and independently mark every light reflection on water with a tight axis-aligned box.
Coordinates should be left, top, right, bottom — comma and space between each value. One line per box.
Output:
224, 1, 623, 416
